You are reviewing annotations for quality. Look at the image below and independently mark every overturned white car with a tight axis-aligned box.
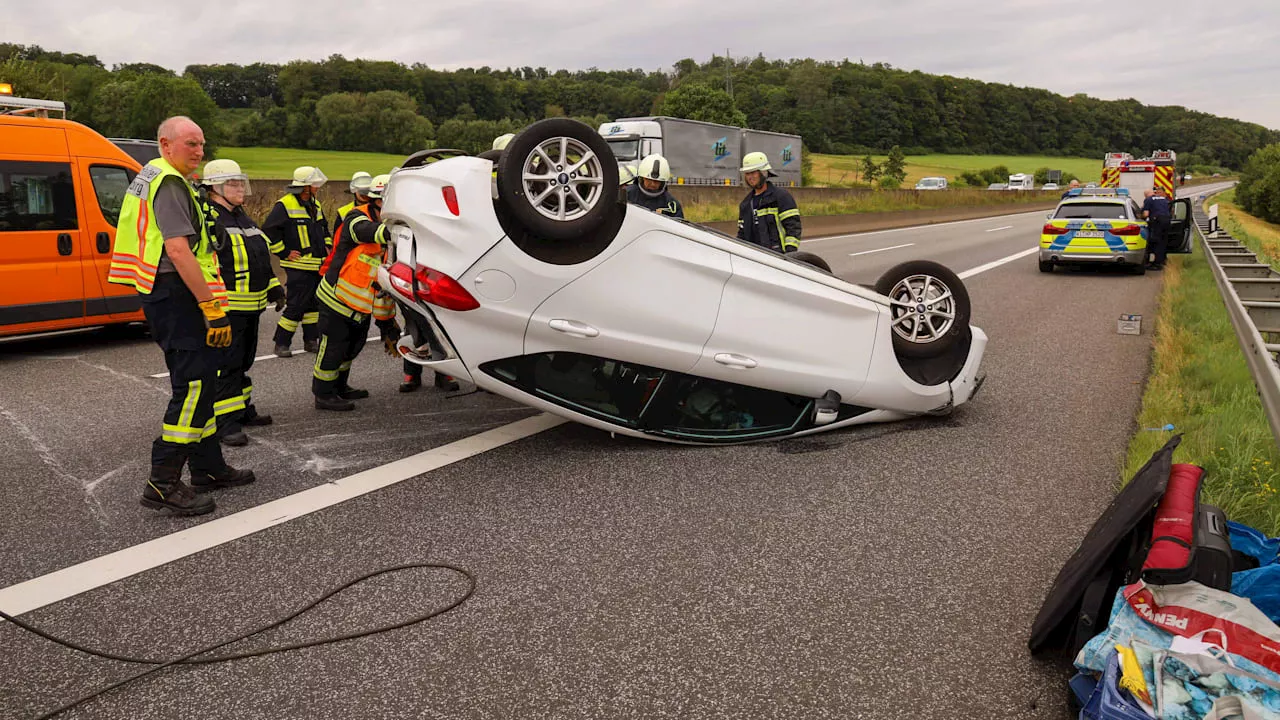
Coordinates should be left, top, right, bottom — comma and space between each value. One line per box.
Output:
377, 119, 987, 445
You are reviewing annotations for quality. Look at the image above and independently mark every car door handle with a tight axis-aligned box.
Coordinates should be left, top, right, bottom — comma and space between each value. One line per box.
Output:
549, 319, 599, 338
714, 353, 757, 369
57, 233, 73, 256
96, 232, 111, 254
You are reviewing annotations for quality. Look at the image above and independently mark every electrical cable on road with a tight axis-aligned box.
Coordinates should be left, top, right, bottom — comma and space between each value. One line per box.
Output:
0, 562, 476, 720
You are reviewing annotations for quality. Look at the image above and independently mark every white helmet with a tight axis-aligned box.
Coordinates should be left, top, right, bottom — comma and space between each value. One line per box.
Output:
636, 154, 672, 196
368, 173, 391, 199
349, 171, 372, 195
201, 159, 251, 196
739, 151, 773, 174
493, 133, 515, 151
289, 165, 328, 189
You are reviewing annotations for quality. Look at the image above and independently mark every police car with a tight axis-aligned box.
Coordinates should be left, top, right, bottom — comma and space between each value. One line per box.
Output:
1039, 188, 1149, 274
376, 119, 988, 445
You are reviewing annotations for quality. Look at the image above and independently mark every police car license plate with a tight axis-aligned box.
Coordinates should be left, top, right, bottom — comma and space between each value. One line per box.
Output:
1074, 230, 1104, 238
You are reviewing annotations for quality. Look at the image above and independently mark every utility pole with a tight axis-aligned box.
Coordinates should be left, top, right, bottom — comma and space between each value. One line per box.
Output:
725, 48, 733, 100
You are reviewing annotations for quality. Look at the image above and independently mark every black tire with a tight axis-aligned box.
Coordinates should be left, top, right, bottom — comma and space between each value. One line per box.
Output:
1130, 262, 1147, 276
1039, 260, 1054, 273
789, 250, 832, 273
497, 118, 619, 241
476, 148, 503, 163
874, 260, 972, 360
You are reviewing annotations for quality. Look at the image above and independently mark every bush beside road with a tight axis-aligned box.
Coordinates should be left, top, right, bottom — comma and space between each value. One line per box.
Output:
1122, 188, 1280, 536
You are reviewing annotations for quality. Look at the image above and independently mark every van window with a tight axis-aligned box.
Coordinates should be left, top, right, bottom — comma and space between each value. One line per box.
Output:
0, 161, 78, 232
89, 165, 135, 225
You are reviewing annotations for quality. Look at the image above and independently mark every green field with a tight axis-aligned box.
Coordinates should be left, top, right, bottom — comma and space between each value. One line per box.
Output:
215, 146, 409, 180
219, 145, 1105, 187
811, 153, 1102, 187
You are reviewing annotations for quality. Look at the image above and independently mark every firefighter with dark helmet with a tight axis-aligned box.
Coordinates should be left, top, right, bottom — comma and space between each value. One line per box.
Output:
312, 174, 401, 411
200, 159, 284, 447
625, 154, 684, 218
737, 151, 801, 253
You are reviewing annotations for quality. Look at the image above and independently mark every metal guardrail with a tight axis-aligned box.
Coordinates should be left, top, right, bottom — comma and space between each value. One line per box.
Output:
1194, 191, 1280, 446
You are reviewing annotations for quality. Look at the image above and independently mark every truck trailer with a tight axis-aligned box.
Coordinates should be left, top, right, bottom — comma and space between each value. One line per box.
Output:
598, 116, 802, 187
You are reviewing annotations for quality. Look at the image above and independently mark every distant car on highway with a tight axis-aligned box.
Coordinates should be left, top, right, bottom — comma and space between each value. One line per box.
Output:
378, 119, 988, 445
915, 177, 947, 190
987, 183, 1007, 191
1038, 188, 1192, 274
1042, 182, 1059, 191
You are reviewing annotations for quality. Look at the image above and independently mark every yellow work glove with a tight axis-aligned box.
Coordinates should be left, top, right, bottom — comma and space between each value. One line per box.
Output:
198, 299, 232, 348
377, 319, 402, 357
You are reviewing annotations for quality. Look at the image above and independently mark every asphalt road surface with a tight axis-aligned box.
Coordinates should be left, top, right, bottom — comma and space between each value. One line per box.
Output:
0, 184, 1233, 719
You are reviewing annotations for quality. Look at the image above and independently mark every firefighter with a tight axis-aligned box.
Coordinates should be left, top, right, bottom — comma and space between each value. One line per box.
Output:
626, 154, 684, 218
313, 174, 401, 411
1142, 188, 1172, 271
493, 133, 514, 152
200, 159, 285, 447
108, 116, 255, 516
263, 165, 330, 358
334, 171, 372, 235
737, 151, 801, 254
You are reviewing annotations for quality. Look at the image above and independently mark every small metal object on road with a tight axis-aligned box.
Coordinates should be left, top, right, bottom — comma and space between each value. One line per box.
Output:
1117, 314, 1142, 336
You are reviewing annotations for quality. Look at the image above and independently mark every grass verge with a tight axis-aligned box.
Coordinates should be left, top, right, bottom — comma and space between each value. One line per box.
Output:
216, 146, 408, 180
1121, 191, 1280, 536
682, 188, 1054, 223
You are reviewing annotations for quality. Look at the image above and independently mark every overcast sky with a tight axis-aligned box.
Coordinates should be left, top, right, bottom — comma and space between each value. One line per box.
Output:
8, 0, 1279, 129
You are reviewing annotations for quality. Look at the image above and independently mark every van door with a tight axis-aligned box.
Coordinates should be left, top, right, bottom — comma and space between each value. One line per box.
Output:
77, 160, 144, 319
0, 157, 86, 335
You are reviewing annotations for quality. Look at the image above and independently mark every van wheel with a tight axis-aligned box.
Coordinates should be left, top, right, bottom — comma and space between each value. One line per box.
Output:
874, 260, 971, 360
496, 118, 619, 241
789, 251, 832, 273
1039, 260, 1054, 273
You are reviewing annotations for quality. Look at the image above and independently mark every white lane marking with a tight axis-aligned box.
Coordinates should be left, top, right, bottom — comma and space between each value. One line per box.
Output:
149, 335, 381, 379
0, 413, 566, 617
958, 247, 1039, 279
806, 208, 1049, 243
849, 242, 914, 257
985, 225, 1013, 232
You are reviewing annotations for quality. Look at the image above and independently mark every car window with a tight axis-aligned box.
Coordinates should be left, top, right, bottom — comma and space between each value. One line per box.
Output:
89, 165, 135, 226
1054, 202, 1129, 220
0, 160, 78, 232
1173, 200, 1188, 221
484, 352, 665, 427
656, 375, 813, 440
606, 139, 640, 162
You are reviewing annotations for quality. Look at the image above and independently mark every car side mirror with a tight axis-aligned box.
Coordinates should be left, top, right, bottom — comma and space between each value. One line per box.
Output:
1047, 212, 1054, 219
812, 389, 841, 426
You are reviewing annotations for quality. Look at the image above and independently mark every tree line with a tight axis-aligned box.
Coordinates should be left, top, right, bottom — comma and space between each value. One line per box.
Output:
2, 43, 1275, 170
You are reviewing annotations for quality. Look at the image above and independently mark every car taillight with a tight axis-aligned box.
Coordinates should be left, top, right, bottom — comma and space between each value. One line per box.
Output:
1043, 223, 1069, 235
1111, 224, 1141, 236
387, 261, 478, 311
442, 186, 459, 216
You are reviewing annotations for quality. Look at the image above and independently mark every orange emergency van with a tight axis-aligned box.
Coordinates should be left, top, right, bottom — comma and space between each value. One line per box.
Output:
0, 88, 146, 339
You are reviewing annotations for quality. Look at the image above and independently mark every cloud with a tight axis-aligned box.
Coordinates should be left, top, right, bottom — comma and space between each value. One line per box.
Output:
8, 0, 1278, 128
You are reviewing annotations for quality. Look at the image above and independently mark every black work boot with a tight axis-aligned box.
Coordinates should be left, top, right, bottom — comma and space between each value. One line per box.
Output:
339, 386, 370, 400
304, 339, 321, 354
434, 373, 460, 392
191, 465, 257, 492
274, 343, 292, 358
315, 394, 355, 411
141, 465, 215, 516
218, 424, 249, 447
241, 412, 273, 427
399, 374, 422, 393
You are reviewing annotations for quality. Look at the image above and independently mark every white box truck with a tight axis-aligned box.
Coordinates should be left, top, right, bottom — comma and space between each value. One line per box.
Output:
598, 116, 803, 187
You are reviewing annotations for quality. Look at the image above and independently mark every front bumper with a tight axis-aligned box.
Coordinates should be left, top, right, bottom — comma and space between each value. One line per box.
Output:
1039, 247, 1146, 265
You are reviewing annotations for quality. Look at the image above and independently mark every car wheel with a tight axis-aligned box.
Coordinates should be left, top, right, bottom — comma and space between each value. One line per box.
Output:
789, 250, 832, 273
1130, 263, 1147, 276
874, 260, 972, 360
497, 118, 619, 241
1039, 260, 1054, 273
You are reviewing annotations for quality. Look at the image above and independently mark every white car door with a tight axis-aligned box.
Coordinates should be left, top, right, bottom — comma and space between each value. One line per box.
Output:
690, 253, 880, 400
525, 230, 731, 373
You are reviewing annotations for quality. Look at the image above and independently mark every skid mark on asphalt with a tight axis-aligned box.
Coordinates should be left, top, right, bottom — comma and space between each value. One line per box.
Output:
0, 407, 110, 527
35, 355, 168, 397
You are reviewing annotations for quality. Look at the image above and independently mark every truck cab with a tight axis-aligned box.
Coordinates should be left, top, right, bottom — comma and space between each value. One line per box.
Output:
598, 120, 663, 178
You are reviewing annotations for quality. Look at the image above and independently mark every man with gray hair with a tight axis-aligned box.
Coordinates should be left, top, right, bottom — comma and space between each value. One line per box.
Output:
108, 116, 256, 516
